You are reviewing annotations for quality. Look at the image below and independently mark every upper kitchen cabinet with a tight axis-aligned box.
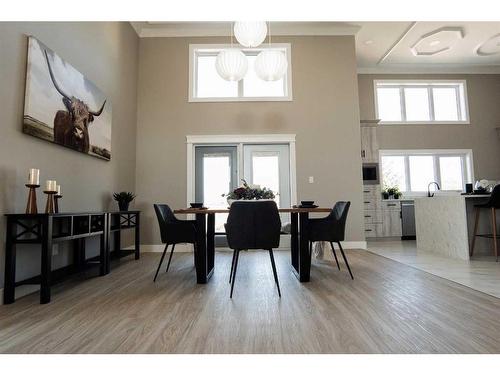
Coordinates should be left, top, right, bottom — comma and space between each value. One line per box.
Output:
360, 125, 379, 163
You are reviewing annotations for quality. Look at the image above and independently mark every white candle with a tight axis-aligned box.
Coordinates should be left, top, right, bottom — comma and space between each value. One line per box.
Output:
28, 168, 40, 185
46, 180, 57, 192
56, 185, 61, 195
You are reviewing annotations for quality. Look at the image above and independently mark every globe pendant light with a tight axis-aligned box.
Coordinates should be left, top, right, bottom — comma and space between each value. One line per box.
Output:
215, 48, 248, 81
255, 49, 288, 81
234, 21, 267, 48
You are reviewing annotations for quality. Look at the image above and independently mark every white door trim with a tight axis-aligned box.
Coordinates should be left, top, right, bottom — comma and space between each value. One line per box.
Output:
186, 134, 297, 207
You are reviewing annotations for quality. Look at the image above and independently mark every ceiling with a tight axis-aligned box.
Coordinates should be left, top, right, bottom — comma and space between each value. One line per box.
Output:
131, 21, 500, 73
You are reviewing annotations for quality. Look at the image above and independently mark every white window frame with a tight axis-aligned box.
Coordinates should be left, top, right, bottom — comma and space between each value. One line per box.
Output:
374, 80, 470, 125
379, 149, 474, 196
189, 43, 293, 102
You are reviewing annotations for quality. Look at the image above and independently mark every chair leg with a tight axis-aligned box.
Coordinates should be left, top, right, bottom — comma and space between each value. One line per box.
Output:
492, 208, 498, 262
165, 244, 176, 273
229, 250, 237, 283
337, 242, 354, 280
230, 250, 240, 298
269, 249, 281, 298
329, 242, 341, 270
154, 244, 169, 282
470, 208, 480, 257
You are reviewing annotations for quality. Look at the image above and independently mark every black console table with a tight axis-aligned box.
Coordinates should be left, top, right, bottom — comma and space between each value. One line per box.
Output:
3, 210, 140, 304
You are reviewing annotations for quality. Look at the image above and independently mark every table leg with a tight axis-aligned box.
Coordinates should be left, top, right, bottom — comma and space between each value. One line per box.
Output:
114, 230, 121, 258
4, 217, 17, 304
99, 214, 107, 276
194, 213, 214, 283
135, 213, 140, 260
40, 215, 53, 304
206, 213, 215, 278
298, 212, 311, 282
290, 212, 299, 277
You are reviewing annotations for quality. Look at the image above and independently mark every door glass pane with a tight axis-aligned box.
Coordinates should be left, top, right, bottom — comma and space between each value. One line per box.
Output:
439, 156, 463, 190
243, 56, 285, 97
409, 156, 435, 191
381, 156, 407, 191
404, 87, 430, 121
252, 152, 281, 207
433, 87, 459, 121
376, 87, 402, 121
196, 55, 238, 98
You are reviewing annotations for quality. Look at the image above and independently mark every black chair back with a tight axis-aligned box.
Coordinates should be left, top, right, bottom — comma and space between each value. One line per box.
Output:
225, 201, 281, 250
154, 204, 178, 244
487, 184, 500, 208
325, 201, 351, 241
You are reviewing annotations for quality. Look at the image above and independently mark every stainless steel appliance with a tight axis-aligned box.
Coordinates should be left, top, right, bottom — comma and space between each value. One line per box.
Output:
362, 163, 379, 185
401, 200, 416, 240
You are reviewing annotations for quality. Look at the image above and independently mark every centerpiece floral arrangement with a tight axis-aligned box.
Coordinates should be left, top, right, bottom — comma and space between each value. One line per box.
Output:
222, 179, 276, 202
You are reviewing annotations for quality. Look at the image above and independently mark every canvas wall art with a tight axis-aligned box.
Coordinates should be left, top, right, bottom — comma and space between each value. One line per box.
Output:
23, 36, 112, 160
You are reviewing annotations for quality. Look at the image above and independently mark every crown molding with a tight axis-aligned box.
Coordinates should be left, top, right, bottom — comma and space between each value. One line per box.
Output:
358, 64, 500, 74
130, 22, 360, 38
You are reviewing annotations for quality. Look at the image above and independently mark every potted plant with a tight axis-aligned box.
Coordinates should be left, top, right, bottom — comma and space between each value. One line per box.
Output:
113, 192, 136, 211
386, 186, 401, 200
222, 179, 276, 205
382, 188, 390, 200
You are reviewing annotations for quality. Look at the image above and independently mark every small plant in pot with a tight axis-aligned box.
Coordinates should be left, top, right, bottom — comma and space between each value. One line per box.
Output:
113, 192, 136, 211
386, 186, 401, 200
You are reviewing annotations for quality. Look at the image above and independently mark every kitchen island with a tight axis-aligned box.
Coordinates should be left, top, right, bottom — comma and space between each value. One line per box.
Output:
414, 195, 492, 260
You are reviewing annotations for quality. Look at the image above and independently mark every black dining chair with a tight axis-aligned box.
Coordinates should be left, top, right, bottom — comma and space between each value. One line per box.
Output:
308, 201, 353, 279
153, 204, 197, 281
225, 201, 282, 298
470, 184, 500, 261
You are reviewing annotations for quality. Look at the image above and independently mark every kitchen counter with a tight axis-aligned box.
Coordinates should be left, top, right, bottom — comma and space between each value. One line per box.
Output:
414, 195, 491, 260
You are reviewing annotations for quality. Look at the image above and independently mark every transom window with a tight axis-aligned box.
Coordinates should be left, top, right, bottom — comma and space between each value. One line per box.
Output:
380, 149, 473, 194
374, 80, 469, 124
189, 44, 292, 102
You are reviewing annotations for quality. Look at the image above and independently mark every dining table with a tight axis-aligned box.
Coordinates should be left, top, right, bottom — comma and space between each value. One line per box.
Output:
174, 206, 332, 284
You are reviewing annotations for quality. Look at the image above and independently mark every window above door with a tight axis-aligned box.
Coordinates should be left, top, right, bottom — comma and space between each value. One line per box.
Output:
374, 80, 470, 125
189, 44, 293, 102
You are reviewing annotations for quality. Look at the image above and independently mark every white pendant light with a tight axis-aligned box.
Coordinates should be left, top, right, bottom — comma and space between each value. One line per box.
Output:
254, 50, 288, 81
234, 21, 268, 48
215, 48, 248, 81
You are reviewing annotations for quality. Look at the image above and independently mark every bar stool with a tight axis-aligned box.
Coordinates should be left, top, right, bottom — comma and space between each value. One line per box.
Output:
470, 184, 500, 261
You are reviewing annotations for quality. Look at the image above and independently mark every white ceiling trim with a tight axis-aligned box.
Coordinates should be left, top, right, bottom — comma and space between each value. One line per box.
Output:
358, 64, 500, 74
377, 22, 417, 65
130, 22, 360, 38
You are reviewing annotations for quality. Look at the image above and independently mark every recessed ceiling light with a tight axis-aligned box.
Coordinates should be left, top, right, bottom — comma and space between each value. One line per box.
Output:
364, 40, 374, 45
429, 40, 441, 46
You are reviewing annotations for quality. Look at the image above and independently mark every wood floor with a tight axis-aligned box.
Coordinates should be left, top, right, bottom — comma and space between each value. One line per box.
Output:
1, 250, 500, 353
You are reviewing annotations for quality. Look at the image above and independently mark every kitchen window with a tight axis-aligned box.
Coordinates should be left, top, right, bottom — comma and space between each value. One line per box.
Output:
189, 44, 292, 102
380, 150, 473, 194
374, 80, 469, 124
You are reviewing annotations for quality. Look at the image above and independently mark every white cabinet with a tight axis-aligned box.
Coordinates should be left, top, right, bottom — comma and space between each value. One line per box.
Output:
360, 127, 378, 163
381, 209, 402, 237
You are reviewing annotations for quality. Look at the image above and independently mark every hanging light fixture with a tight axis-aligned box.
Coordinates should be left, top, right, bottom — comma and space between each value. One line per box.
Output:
216, 23, 248, 81
215, 49, 248, 81
254, 22, 288, 81
234, 21, 267, 48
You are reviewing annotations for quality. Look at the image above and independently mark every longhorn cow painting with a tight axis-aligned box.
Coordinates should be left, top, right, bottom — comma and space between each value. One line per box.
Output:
23, 37, 112, 160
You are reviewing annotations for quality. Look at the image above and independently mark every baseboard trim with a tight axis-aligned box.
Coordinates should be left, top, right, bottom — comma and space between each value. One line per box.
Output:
139, 241, 367, 253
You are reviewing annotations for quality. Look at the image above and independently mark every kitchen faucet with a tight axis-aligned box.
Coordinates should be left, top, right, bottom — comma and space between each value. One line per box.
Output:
427, 182, 441, 197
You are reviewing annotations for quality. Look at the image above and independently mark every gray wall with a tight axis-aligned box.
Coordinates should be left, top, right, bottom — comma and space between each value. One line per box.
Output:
358, 74, 500, 180
135, 36, 364, 245
0, 22, 139, 288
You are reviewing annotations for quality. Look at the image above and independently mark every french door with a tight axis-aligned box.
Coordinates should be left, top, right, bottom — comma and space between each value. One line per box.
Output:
194, 143, 292, 245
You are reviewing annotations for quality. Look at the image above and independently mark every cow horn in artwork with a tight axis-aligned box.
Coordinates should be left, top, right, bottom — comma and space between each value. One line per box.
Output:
44, 50, 71, 101
89, 100, 106, 117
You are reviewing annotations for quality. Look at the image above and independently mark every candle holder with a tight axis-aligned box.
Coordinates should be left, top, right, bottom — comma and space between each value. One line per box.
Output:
25, 184, 40, 214
54, 194, 63, 213
44, 190, 58, 214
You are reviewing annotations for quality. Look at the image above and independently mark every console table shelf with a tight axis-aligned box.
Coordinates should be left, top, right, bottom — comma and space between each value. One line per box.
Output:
3, 210, 140, 304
